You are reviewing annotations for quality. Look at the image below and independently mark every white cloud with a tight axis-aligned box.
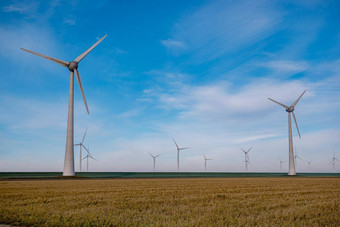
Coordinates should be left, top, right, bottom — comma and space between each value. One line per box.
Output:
261, 60, 309, 74
2, 1, 39, 17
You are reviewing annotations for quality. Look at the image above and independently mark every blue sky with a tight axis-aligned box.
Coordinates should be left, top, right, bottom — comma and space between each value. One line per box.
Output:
0, 0, 339, 172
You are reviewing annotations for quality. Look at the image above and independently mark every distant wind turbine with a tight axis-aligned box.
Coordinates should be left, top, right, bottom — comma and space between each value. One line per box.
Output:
294, 149, 304, 172
74, 129, 88, 172
331, 152, 339, 173
240, 146, 252, 172
203, 153, 212, 172
148, 153, 161, 171
173, 138, 189, 171
279, 158, 285, 171
307, 160, 312, 170
82, 145, 95, 172
268, 90, 306, 175
21, 35, 107, 176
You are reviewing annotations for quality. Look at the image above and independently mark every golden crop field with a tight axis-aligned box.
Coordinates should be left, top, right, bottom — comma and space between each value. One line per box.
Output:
0, 178, 339, 226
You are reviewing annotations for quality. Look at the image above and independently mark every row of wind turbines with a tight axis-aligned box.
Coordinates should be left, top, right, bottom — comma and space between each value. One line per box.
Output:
20, 35, 337, 176
149, 142, 338, 172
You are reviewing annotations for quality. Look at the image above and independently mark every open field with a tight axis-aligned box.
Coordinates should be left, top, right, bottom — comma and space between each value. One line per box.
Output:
0, 178, 339, 226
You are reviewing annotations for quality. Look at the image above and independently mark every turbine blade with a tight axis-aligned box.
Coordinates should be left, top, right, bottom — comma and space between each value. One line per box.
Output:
82, 145, 89, 153
21, 48, 69, 68
74, 144, 80, 146
292, 112, 301, 139
247, 146, 253, 153
203, 153, 206, 159
155, 153, 161, 158
75, 35, 107, 63
82, 128, 88, 143
241, 148, 247, 154
89, 155, 96, 161
172, 138, 179, 149
148, 153, 155, 158
74, 69, 89, 114
291, 90, 306, 107
82, 155, 88, 160
268, 98, 289, 109
180, 147, 189, 150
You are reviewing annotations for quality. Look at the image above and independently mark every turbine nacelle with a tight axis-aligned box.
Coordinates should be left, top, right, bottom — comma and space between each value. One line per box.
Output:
285, 106, 294, 112
68, 61, 78, 71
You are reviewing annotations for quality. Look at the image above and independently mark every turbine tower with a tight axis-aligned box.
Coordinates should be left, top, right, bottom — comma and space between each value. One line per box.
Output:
82, 145, 95, 172
268, 90, 306, 175
74, 129, 88, 172
148, 153, 161, 171
203, 153, 212, 172
240, 146, 252, 172
21, 35, 107, 176
173, 138, 189, 171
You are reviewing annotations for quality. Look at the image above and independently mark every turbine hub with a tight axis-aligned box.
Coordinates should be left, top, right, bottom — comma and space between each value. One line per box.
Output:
68, 61, 78, 71
286, 106, 294, 112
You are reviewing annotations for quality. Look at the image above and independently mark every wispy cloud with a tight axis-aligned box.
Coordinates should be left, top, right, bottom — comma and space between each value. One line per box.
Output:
2, 1, 39, 17
166, 0, 283, 62
63, 18, 76, 26
161, 39, 186, 49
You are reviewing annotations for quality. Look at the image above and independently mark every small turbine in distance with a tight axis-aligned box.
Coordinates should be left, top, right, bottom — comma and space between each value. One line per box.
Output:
240, 146, 252, 172
21, 35, 107, 176
173, 138, 189, 171
279, 158, 285, 171
82, 145, 96, 172
203, 153, 212, 172
294, 149, 304, 172
148, 153, 161, 172
331, 152, 339, 173
74, 129, 88, 172
268, 90, 306, 175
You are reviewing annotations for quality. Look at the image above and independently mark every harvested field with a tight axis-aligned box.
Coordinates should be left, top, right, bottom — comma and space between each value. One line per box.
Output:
0, 178, 339, 226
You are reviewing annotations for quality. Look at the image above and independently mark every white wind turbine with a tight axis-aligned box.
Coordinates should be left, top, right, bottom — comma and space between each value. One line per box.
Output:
203, 153, 212, 172
173, 138, 189, 171
240, 146, 252, 172
21, 35, 107, 176
294, 148, 304, 172
74, 129, 88, 172
268, 90, 306, 175
307, 160, 312, 170
82, 145, 96, 172
279, 158, 285, 171
148, 153, 161, 172
331, 153, 339, 173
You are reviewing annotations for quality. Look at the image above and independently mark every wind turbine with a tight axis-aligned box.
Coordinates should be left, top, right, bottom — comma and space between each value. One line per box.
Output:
173, 138, 189, 171
240, 146, 252, 172
74, 129, 88, 172
294, 149, 304, 172
148, 153, 161, 171
307, 160, 312, 170
82, 145, 95, 172
268, 90, 306, 175
203, 153, 212, 172
279, 158, 285, 171
331, 152, 339, 173
21, 35, 107, 176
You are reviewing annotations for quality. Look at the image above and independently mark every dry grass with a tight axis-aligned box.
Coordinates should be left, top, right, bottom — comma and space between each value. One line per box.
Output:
0, 178, 339, 226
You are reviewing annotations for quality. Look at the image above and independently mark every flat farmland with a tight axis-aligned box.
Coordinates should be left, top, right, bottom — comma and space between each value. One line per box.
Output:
0, 178, 339, 226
